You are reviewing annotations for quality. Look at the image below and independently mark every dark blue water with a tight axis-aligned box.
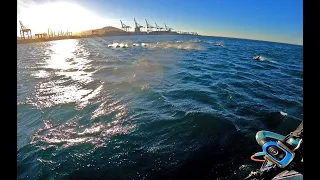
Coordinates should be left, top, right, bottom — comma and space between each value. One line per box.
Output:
17, 35, 303, 180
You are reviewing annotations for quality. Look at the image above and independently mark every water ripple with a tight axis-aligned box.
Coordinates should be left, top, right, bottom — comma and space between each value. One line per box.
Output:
18, 36, 302, 180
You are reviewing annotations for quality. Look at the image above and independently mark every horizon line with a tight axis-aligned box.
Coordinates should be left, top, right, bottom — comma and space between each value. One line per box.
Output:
200, 34, 303, 46
17, 25, 302, 46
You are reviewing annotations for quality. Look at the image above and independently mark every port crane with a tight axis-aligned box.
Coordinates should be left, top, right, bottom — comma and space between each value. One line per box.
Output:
155, 22, 164, 31
120, 20, 131, 32
134, 18, 144, 32
145, 19, 155, 32
164, 23, 173, 32
19, 21, 32, 39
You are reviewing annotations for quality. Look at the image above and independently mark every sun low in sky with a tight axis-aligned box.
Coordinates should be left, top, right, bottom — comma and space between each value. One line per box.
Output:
17, 0, 302, 45
17, 0, 117, 35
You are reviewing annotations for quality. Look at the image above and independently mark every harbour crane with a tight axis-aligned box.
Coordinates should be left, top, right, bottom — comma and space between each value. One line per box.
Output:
19, 21, 32, 39
120, 20, 131, 32
155, 22, 164, 31
134, 18, 144, 32
145, 19, 155, 32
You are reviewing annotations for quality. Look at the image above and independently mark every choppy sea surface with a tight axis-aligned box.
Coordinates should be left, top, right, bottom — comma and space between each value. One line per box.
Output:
17, 35, 303, 180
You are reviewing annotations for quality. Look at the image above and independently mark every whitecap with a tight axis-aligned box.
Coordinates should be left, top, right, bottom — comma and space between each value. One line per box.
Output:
280, 111, 288, 116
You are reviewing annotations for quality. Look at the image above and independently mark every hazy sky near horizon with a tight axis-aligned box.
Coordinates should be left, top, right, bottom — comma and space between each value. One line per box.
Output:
17, 0, 303, 45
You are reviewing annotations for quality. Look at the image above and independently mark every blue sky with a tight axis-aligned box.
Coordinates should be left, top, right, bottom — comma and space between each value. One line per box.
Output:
18, 0, 303, 45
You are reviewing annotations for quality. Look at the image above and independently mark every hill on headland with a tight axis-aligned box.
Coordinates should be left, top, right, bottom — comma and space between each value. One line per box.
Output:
79, 26, 124, 35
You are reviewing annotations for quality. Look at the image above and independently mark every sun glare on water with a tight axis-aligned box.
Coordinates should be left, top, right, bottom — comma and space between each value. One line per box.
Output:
17, 1, 107, 35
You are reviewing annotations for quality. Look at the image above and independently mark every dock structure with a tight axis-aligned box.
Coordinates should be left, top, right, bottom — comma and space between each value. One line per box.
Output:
134, 18, 144, 32
19, 21, 32, 39
46, 29, 73, 38
145, 19, 155, 32
47, 29, 53, 38
155, 22, 164, 31
35, 33, 47, 39
17, 17, 199, 44
120, 18, 198, 35
17, 20, 78, 44
164, 23, 173, 32
120, 20, 131, 32
177, 31, 199, 35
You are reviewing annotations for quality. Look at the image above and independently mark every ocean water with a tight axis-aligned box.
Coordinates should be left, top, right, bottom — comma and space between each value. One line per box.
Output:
17, 35, 303, 180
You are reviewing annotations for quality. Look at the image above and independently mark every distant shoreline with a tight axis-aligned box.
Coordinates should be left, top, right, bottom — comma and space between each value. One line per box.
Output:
200, 34, 303, 46
17, 32, 199, 45
17, 34, 301, 47
17, 36, 82, 44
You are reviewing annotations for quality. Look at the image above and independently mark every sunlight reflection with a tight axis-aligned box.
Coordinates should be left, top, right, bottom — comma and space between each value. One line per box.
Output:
46, 40, 78, 70
91, 100, 126, 120
31, 101, 135, 149
28, 39, 102, 109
